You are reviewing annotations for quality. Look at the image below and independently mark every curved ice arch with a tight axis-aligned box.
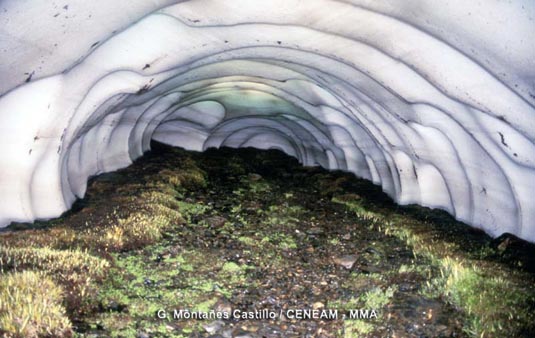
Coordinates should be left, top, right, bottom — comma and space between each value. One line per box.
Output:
0, 0, 533, 241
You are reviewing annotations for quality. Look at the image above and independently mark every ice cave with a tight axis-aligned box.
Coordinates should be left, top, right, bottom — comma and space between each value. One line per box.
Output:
1, 0, 534, 242
1, 2, 535, 336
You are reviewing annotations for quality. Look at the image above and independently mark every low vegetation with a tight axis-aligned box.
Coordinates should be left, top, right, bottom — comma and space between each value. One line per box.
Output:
334, 195, 535, 337
0, 271, 72, 338
0, 146, 206, 337
1, 145, 533, 337
0, 246, 109, 315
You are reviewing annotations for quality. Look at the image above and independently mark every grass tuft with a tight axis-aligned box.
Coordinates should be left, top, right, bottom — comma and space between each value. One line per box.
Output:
334, 195, 535, 337
0, 271, 72, 338
0, 246, 109, 315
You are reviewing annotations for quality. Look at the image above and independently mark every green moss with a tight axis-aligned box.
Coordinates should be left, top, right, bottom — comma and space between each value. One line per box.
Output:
248, 180, 271, 194
157, 163, 207, 190
329, 238, 340, 245
438, 257, 535, 337
332, 196, 381, 222
360, 286, 396, 310
237, 236, 257, 246
192, 298, 218, 312
0, 246, 109, 314
342, 320, 374, 337
260, 233, 297, 250
335, 194, 535, 337
330, 285, 394, 313
221, 261, 243, 273
3, 145, 533, 337
0, 271, 72, 338
341, 272, 384, 290
176, 201, 210, 223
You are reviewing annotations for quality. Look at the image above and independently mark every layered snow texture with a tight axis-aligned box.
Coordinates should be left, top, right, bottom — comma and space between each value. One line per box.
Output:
0, 0, 534, 241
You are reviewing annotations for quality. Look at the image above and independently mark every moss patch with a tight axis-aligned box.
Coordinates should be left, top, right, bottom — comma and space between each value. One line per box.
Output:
1, 144, 533, 338
0, 271, 72, 338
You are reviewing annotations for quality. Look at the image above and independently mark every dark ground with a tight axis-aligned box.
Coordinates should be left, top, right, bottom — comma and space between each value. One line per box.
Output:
2, 142, 534, 338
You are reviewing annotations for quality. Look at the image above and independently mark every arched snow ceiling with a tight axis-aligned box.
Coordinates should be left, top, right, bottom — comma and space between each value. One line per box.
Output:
0, 0, 534, 242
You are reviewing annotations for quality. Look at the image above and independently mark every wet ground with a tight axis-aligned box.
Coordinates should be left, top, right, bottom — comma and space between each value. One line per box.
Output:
3, 142, 534, 338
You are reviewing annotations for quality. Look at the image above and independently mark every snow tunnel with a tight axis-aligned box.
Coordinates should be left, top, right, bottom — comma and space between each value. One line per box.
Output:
0, 0, 534, 242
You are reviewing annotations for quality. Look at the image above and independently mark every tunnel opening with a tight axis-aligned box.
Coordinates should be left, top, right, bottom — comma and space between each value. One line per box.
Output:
1, 141, 534, 337
1, 1, 535, 337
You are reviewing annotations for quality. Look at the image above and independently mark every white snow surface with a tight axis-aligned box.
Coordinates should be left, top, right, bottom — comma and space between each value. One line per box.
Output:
0, 0, 534, 241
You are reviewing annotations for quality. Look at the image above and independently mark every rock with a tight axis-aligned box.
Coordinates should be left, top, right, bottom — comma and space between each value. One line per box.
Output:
391, 330, 406, 338
248, 173, 262, 181
333, 255, 358, 269
205, 215, 228, 228
233, 329, 255, 338
263, 295, 279, 306
435, 324, 448, 333
306, 227, 324, 235
491, 233, 535, 273
257, 325, 283, 337
398, 282, 417, 292
136, 332, 149, 338
213, 297, 233, 314
203, 320, 225, 335
406, 322, 422, 335
365, 246, 381, 256
220, 329, 233, 338
313, 301, 324, 309
358, 265, 383, 273
105, 300, 127, 312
